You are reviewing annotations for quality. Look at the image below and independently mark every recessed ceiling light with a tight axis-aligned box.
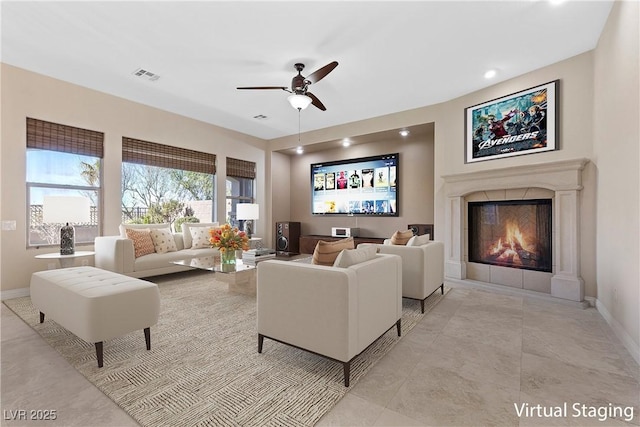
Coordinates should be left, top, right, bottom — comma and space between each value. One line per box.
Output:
484, 69, 497, 79
342, 138, 351, 147
295, 146, 304, 154
399, 129, 410, 137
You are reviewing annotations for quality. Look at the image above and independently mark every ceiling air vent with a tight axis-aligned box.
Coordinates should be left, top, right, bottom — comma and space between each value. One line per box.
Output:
132, 68, 160, 82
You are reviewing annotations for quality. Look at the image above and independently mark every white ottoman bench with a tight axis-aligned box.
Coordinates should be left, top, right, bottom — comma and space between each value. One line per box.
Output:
30, 266, 160, 367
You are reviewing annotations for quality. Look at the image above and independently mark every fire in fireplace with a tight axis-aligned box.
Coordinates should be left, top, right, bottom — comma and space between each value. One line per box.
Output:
468, 199, 552, 272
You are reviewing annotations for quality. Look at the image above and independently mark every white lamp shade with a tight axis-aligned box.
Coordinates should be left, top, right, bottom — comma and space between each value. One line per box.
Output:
43, 196, 91, 224
236, 203, 259, 221
287, 94, 312, 110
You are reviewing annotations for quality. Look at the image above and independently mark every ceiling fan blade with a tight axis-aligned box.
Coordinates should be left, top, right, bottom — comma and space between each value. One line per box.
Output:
306, 92, 327, 111
236, 86, 288, 91
305, 61, 338, 84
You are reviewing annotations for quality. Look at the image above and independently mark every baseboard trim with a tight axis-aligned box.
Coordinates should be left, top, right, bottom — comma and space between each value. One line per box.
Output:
594, 298, 640, 366
1, 287, 30, 301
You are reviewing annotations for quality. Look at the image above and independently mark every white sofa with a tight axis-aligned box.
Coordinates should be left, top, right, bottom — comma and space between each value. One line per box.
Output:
256, 252, 402, 386
95, 223, 220, 278
359, 238, 445, 313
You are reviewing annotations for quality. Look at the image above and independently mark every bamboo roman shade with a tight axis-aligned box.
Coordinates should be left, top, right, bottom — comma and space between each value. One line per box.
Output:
226, 157, 256, 179
122, 137, 216, 174
26, 117, 104, 158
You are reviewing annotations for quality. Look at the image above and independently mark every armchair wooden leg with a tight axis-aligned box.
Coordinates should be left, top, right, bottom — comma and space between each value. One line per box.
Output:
420, 299, 426, 313
396, 319, 402, 337
39, 312, 45, 323
258, 334, 264, 353
144, 327, 151, 350
343, 362, 351, 387
95, 342, 104, 368
441, 283, 444, 294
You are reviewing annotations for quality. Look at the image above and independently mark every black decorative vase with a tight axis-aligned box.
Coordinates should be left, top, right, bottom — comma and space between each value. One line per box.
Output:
60, 223, 75, 255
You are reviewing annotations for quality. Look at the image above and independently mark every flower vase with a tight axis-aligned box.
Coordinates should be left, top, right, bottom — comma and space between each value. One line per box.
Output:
221, 250, 236, 272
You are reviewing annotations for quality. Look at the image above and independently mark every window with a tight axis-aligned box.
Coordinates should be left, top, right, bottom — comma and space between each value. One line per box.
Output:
226, 158, 256, 229
26, 118, 103, 247
121, 138, 215, 231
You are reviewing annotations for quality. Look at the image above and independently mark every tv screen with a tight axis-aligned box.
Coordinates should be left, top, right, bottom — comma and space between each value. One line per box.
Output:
311, 153, 398, 216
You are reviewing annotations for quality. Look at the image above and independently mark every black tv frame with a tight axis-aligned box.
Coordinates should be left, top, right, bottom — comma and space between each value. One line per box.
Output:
310, 153, 399, 216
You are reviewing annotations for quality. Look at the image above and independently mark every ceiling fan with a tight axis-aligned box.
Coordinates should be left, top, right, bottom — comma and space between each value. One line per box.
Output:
237, 61, 338, 111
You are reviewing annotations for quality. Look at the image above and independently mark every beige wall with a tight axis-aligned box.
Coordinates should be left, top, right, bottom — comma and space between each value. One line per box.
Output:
0, 64, 267, 293
593, 0, 639, 356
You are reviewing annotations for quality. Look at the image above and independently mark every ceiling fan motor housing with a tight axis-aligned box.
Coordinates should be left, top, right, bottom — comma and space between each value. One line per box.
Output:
292, 63, 308, 93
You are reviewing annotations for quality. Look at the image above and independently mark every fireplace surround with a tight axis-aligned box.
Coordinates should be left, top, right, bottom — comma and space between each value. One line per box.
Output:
442, 158, 589, 302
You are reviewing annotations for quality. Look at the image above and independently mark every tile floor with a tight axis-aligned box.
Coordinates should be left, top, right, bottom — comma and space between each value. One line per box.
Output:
2, 284, 639, 426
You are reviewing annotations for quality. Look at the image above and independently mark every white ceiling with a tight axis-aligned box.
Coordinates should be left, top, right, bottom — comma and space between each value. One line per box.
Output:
1, 1, 613, 141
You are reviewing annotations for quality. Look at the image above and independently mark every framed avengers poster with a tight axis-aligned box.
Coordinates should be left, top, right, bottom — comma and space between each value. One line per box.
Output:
465, 80, 558, 163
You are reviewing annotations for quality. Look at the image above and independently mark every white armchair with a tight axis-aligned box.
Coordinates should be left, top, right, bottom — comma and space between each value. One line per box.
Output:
256, 253, 402, 387
359, 240, 444, 313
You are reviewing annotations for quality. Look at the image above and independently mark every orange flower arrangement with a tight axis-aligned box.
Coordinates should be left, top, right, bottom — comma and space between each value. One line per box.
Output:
209, 223, 250, 253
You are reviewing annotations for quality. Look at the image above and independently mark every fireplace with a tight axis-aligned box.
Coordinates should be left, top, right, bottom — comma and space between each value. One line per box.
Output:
468, 200, 552, 272
442, 158, 589, 302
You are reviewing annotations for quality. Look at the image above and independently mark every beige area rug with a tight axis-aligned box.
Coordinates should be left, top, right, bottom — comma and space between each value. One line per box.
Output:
4, 271, 448, 427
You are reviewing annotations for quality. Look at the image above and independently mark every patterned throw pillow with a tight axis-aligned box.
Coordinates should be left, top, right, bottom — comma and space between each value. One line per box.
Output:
125, 228, 156, 258
149, 228, 178, 254
390, 230, 414, 245
312, 237, 355, 266
333, 245, 378, 268
183, 222, 219, 248
191, 227, 214, 249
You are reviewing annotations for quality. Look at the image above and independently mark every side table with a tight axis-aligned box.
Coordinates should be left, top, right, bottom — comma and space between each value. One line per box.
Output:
35, 251, 95, 268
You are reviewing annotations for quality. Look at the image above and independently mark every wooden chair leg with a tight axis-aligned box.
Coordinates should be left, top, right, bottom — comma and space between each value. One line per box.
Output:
396, 319, 402, 336
441, 283, 444, 294
258, 334, 264, 353
95, 342, 104, 368
39, 312, 45, 323
343, 361, 351, 387
144, 327, 151, 350
421, 299, 426, 313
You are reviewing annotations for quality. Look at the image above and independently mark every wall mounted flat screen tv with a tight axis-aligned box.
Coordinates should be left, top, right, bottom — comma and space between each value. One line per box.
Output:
311, 153, 398, 216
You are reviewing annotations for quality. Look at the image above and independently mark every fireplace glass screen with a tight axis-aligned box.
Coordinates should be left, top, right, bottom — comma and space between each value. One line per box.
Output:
468, 199, 552, 272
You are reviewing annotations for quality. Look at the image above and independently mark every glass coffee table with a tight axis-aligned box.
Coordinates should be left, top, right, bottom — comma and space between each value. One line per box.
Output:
172, 256, 257, 296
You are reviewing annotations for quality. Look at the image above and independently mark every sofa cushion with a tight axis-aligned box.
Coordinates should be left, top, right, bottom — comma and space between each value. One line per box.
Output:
333, 245, 378, 268
182, 222, 219, 248
190, 227, 214, 249
406, 234, 431, 246
312, 237, 355, 266
149, 228, 178, 254
125, 228, 156, 258
390, 230, 414, 245
120, 223, 170, 238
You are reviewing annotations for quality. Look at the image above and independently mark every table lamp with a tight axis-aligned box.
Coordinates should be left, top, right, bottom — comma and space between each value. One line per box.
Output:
43, 196, 91, 255
236, 203, 259, 239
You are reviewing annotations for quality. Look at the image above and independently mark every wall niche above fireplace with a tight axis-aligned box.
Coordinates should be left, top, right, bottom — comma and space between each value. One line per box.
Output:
468, 199, 552, 273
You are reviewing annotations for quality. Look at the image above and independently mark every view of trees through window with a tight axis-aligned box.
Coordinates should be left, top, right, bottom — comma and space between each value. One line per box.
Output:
121, 163, 214, 231
27, 150, 101, 247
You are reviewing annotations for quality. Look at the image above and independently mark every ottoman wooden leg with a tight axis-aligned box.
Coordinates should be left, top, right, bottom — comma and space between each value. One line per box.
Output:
95, 342, 104, 368
144, 327, 151, 350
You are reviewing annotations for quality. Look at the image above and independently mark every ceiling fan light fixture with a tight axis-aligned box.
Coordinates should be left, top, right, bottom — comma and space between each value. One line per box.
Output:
288, 94, 312, 110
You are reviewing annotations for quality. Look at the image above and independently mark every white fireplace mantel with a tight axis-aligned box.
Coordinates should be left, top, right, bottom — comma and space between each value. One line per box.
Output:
442, 158, 589, 302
